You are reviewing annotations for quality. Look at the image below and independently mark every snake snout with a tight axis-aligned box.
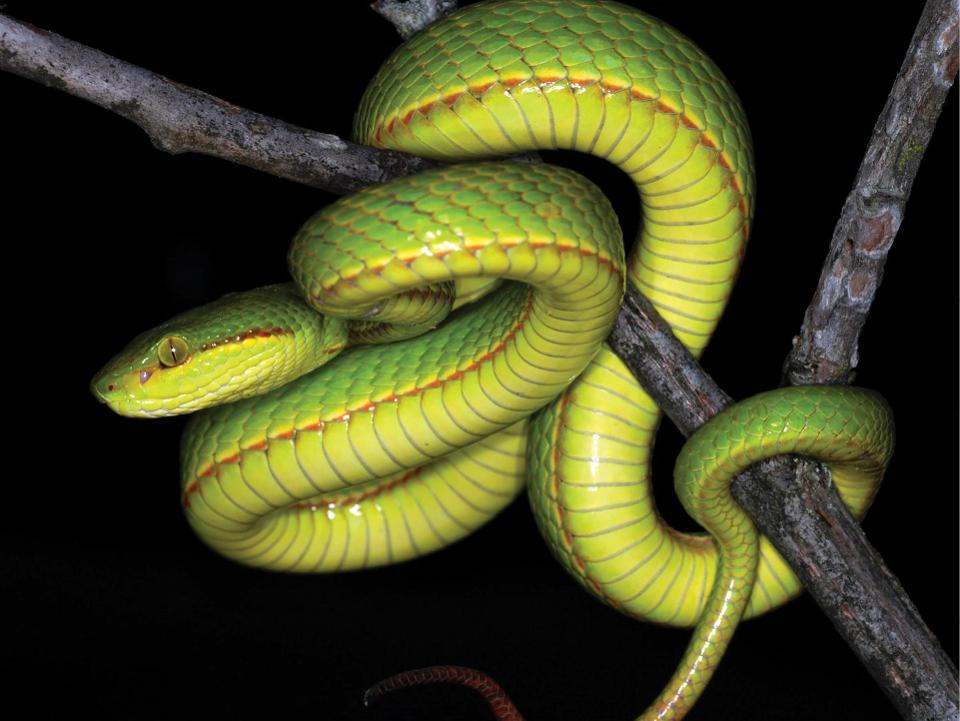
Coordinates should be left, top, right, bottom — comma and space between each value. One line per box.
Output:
90, 366, 143, 416
90, 373, 120, 406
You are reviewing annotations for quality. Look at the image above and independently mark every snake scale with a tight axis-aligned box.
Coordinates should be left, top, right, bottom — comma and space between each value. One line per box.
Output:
91, 1, 895, 719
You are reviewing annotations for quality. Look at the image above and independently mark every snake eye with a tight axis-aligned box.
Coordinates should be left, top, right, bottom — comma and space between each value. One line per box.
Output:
157, 335, 190, 367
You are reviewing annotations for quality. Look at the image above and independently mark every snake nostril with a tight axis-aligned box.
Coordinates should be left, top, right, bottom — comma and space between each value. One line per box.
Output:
90, 379, 110, 404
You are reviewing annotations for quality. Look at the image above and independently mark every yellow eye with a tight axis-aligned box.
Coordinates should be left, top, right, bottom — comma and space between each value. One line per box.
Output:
157, 336, 190, 367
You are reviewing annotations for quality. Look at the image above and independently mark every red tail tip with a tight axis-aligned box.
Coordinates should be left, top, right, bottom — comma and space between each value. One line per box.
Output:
362, 665, 525, 720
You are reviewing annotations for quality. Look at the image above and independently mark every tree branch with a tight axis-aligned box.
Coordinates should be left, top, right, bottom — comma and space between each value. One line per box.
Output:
0, 14, 439, 194
784, 0, 960, 385
2, 2, 956, 719
372, 0, 459, 39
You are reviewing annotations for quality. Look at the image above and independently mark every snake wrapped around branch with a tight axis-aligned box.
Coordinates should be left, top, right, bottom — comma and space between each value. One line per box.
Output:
91, 2, 895, 719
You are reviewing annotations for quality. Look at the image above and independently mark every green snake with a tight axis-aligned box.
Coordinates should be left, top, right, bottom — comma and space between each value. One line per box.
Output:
90, 1, 895, 718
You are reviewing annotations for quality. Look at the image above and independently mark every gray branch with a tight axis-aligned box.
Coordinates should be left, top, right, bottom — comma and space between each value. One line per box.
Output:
783, 0, 960, 386
0, 14, 440, 194
1, 0, 956, 718
372, 0, 459, 39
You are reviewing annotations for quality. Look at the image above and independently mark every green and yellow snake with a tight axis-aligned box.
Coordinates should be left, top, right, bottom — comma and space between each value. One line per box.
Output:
91, 1, 895, 718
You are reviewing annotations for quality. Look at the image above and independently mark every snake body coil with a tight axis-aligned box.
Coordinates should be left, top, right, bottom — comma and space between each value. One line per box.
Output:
92, 2, 895, 719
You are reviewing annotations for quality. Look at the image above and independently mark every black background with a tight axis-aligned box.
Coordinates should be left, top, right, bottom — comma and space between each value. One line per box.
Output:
3, 2, 957, 720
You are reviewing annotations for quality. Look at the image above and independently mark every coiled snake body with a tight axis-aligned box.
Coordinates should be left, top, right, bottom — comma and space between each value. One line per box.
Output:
92, 2, 895, 718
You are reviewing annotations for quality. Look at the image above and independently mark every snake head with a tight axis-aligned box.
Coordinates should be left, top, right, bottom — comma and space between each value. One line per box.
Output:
91, 283, 347, 418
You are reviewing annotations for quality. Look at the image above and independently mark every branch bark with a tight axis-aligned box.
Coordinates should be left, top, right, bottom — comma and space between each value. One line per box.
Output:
372, 0, 459, 39
783, 0, 960, 385
2, 2, 956, 719
0, 14, 440, 194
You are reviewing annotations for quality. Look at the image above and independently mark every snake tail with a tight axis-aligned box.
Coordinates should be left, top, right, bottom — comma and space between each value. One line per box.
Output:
640, 385, 893, 720
363, 665, 526, 721
366, 388, 893, 721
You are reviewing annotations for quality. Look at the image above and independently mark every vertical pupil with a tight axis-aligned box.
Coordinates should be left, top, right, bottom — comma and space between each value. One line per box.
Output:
168, 339, 178, 361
